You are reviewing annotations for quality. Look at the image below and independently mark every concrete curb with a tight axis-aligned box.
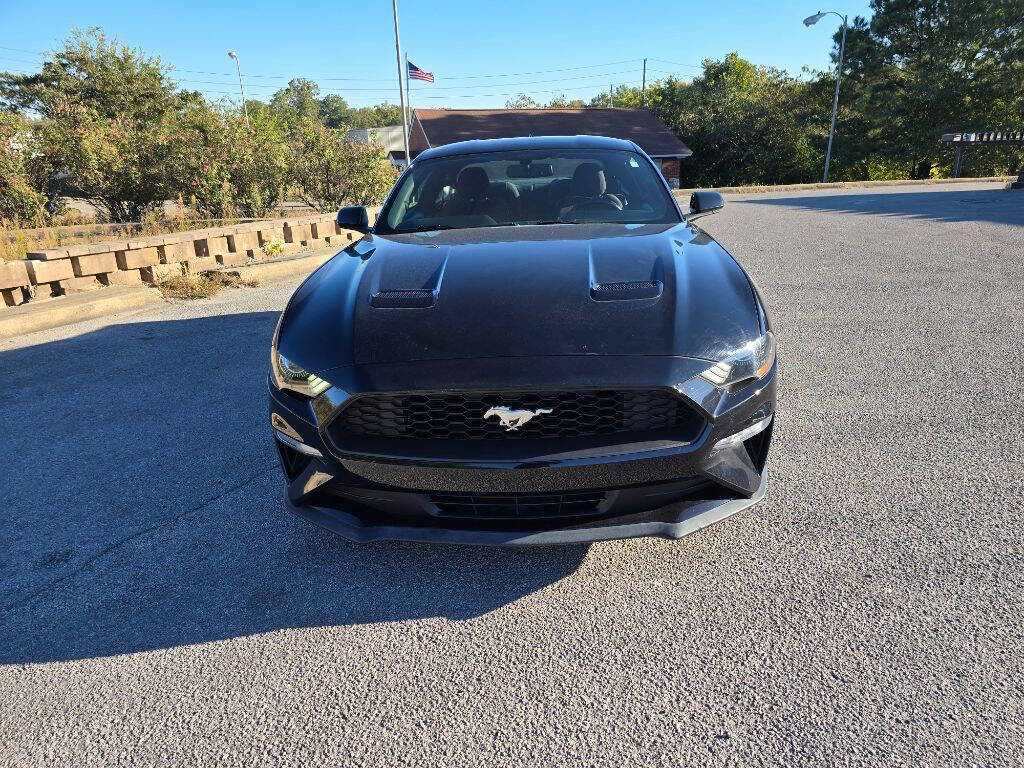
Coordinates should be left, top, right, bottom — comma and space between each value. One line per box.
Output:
0, 286, 165, 339
214, 249, 337, 283
673, 176, 1014, 197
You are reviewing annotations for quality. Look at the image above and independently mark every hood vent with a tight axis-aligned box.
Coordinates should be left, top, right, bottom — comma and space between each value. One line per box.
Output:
370, 289, 435, 308
590, 280, 663, 301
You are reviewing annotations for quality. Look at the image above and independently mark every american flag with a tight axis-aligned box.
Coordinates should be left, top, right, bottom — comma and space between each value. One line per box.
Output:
408, 61, 434, 83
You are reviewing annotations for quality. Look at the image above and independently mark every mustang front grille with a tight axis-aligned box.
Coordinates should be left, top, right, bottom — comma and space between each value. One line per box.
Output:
332, 389, 704, 442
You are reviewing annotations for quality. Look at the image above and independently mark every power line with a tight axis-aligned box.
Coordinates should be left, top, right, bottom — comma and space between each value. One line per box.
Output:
194, 81, 646, 101
170, 69, 640, 93
647, 57, 704, 69
0, 45, 643, 84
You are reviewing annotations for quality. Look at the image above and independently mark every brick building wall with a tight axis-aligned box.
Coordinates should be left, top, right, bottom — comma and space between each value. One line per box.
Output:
659, 158, 682, 188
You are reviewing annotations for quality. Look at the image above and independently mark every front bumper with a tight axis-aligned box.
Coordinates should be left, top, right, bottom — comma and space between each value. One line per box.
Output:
269, 354, 777, 545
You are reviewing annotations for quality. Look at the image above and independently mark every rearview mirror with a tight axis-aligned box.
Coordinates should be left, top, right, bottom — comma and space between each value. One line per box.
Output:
687, 190, 725, 220
337, 205, 370, 233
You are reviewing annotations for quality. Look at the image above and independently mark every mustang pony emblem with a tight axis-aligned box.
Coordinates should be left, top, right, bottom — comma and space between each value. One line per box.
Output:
483, 405, 553, 432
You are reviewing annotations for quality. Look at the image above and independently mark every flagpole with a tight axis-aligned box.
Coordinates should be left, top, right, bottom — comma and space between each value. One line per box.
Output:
392, 0, 410, 167
405, 52, 412, 142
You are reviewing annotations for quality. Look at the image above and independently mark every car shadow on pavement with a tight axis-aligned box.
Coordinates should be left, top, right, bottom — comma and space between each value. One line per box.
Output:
737, 187, 1023, 227
0, 312, 589, 664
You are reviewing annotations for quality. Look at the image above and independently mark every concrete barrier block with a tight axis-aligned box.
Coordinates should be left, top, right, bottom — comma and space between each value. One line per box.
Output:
227, 231, 259, 253
148, 263, 184, 282
26, 258, 74, 284
187, 255, 219, 273
116, 246, 160, 270
0, 260, 31, 290
194, 235, 229, 258
159, 241, 192, 264
283, 222, 311, 244
66, 242, 128, 258
258, 228, 284, 248
310, 220, 333, 240
216, 252, 248, 267
27, 248, 70, 261
127, 235, 164, 250
30, 281, 59, 300
58, 275, 104, 294
101, 269, 146, 286
72, 251, 117, 277
2, 286, 30, 307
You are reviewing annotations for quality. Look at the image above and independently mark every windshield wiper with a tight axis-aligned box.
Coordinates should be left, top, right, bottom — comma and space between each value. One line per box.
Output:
533, 219, 580, 226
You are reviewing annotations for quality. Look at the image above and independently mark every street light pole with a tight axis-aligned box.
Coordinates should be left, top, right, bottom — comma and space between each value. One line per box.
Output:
227, 51, 250, 130
392, 0, 411, 167
804, 11, 848, 183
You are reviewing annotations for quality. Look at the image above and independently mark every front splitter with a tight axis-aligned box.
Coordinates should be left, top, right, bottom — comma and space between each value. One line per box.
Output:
284, 471, 767, 546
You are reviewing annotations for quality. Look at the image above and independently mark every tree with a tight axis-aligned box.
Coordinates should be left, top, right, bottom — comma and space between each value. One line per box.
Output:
270, 78, 322, 124
505, 94, 540, 109
643, 55, 821, 187
289, 118, 397, 210
837, 0, 1024, 178
0, 28, 182, 221
546, 95, 586, 109
346, 102, 404, 129
319, 94, 351, 129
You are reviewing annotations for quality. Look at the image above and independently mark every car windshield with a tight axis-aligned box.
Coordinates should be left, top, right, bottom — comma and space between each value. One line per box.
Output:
376, 148, 680, 234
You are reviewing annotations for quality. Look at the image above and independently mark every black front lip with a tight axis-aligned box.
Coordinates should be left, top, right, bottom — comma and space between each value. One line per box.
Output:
282, 471, 768, 546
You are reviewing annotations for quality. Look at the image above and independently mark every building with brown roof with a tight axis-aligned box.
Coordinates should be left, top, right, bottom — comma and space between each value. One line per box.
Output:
408, 108, 692, 187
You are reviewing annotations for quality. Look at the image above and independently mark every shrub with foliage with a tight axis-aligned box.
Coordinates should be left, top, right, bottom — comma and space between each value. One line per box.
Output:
0, 112, 48, 222
169, 102, 289, 219
289, 118, 397, 210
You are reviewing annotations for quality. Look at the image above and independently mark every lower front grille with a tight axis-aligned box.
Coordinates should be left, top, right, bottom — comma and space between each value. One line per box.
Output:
430, 490, 607, 519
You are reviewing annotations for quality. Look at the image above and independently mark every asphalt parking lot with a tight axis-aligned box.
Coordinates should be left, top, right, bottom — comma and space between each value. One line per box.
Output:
2, 182, 1022, 766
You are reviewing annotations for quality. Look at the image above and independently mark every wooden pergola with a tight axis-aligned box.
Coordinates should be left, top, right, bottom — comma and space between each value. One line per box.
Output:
941, 131, 1024, 187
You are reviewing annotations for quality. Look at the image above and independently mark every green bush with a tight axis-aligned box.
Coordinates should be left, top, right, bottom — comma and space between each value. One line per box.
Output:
0, 112, 48, 223
289, 118, 397, 211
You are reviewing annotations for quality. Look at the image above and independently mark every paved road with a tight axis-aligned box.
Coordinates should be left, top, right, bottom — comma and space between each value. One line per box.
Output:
2, 182, 1022, 766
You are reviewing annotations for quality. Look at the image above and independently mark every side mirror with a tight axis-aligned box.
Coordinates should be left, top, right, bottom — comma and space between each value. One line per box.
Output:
687, 190, 724, 220
337, 205, 370, 233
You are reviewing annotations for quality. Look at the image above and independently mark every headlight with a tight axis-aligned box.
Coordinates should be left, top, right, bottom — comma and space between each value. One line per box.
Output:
698, 332, 776, 389
271, 349, 332, 397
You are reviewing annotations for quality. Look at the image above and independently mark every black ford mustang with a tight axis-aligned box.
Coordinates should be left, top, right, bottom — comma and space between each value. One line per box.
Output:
269, 135, 776, 545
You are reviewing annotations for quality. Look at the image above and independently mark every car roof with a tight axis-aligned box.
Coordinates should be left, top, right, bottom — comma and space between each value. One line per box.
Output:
414, 135, 644, 163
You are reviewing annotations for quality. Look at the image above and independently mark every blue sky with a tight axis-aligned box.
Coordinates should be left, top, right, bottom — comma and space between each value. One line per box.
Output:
1, 0, 872, 109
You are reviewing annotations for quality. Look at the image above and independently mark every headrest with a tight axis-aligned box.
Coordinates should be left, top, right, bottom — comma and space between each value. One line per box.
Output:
571, 163, 607, 196
457, 167, 489, 198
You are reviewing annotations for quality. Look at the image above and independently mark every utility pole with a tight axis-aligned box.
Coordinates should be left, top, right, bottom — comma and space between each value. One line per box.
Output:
227, 51, 250, 130
641, 58, 647, 107
392, 0, 410, 167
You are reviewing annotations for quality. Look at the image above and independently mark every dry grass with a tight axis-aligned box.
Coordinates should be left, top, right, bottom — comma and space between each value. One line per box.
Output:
154, 272, 260, 299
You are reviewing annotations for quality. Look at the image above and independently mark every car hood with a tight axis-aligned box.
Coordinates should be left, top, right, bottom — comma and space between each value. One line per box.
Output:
277, 222, 762, 372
